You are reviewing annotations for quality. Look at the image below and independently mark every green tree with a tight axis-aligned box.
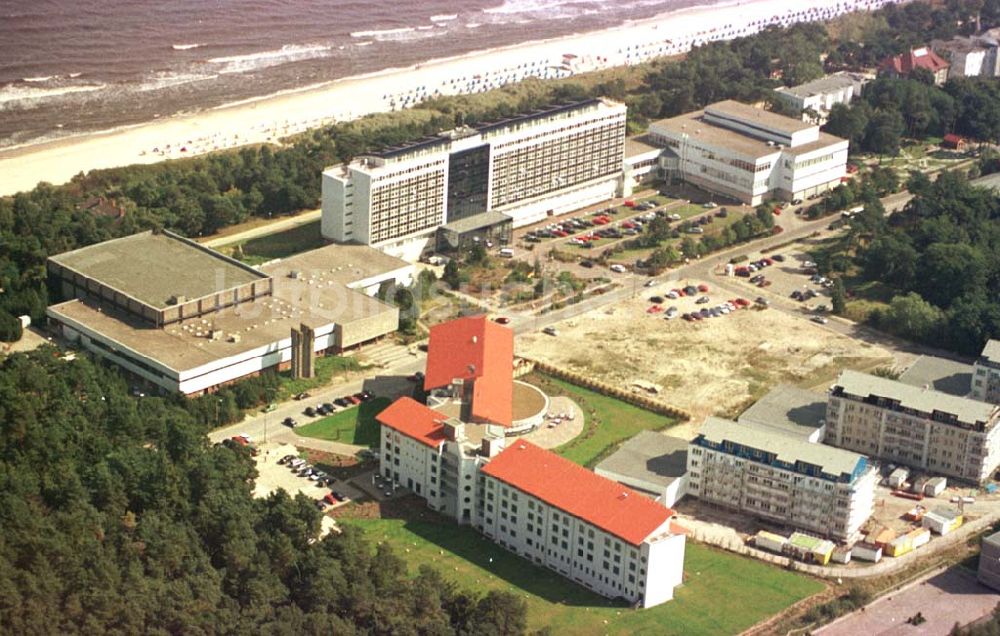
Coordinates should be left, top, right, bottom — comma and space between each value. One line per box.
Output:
0, 310, 22, 342
443, 259, 462, 291
831, 278, 847, 316
881, 292, 944, 341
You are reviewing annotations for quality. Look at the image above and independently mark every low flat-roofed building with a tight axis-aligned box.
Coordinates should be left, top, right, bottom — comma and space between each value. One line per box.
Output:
737, 384, 828, 442
898, 355, 974, 398
47, 233, 409, 395
825, 369, 1000, 483
973, 340, 1000, 404
688, 417, 875, 541
622, 134, 664, 196
774, 72, 869, 123
594, 431, 689, 507
650, 100, 848, 206
979, 530, 1000, 590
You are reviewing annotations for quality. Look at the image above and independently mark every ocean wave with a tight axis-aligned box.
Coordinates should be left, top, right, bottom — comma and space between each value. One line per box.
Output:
135, 71, 219, 92
350, 27, 415, 38
350, 25, 447, 42
208, 44, 332, 74
22, 76, 54, 83
172, 43, 204, 51
430, 14, 458, 22
0, 83, 106, 108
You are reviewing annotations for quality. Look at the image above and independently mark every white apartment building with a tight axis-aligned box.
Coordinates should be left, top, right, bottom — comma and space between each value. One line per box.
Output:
826, 370, 1000, 483
774, 72, 869, 123
933, 36, 1000, 78
376, 408, 685, 607
973, 340, 1000, 405
687, 417, 876, 541
649, 100, 849, 206
322, 99, 626, 260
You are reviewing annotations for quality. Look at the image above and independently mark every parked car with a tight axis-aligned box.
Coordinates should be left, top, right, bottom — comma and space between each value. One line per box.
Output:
696, 296, 710, 304
278, 454, 296, 465
494, 316, 511, 324
609, 264, 626, 273
542, 326, 558, 336
294, 392, 311, 400
697, 283, 709, 292
304, 406, 317, 417
649, 295, 664, 304
811, 316, 829, 325
334, 397, 351, 407
282, 417, 297, 428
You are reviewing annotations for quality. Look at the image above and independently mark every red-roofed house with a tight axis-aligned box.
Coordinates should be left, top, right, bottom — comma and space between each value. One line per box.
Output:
480, 439, 685, 607
879, 47, 950, 85
376, 397, 451, 502
424, 315, 513, 427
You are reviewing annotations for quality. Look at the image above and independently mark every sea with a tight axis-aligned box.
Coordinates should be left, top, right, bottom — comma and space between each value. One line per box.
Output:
0, 0, 713, 150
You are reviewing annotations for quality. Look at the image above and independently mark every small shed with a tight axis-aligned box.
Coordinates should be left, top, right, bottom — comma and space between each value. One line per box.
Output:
786, 532, 835, 565
868, 526, 897, 549
923, 506, 964, 535
908, 527, 931, 549
754, 530, 788, 554
924, 476, 947, 497
832, 546, 852, 564
886, 533, 914, 557
852, 542, 883, 563
942, 134, 967, 151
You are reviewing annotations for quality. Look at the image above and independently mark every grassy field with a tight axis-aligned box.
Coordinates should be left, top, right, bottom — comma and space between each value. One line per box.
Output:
228, 219, 324, 264
526, 373, 680, 467
347, 517, 824, 636
296, 397, 391, 447
276, 355, 364, 400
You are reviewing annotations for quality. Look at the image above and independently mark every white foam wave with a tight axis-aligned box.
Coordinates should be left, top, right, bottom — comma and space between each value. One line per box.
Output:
0, 83, 105, 108
22, 76, 54, 82
135, 71, 218, 92
430, 14, 458, 22
172, 43, 204, 51
208, 44, 332, 74
356, 41, 374, 46
417, 25, 434, 31
350, 27, 416, 38
68, 72, 82, 78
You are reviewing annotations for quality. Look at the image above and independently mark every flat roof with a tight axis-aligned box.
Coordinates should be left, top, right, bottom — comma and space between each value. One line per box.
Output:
982, 339, 1000, 364
898, 355, 974, 398
833, 369, 998, 428
624, 134, 662, 158
594, 431, 689, 490
737, 384, 827, 440
49, 231, 266, 308
440, 211, 512, 235
983, 530, 1000, 548
697, 416, 866, 479
776, 73, 865, 99
48, 242, 405, 373
705, 100, 815, 136
651, 109, 782, 160
483, 439, 673, 546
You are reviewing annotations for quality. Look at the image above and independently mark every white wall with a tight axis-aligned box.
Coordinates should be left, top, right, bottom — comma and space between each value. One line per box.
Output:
640, 532, 685, 608
496, 177, 619, 228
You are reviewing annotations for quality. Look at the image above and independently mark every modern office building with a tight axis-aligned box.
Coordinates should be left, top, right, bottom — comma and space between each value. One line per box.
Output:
773, 72, 869, 123
649, 100, 849, 206
973, 340, 1000, 405
322, 99, 627, 260
825, 370, 1000, 483
46, 230, 409, 395
687, 417, 876, 542
376, 316, 686, 608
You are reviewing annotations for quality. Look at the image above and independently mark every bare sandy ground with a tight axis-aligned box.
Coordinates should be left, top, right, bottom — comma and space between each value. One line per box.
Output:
517, 291, 894, 438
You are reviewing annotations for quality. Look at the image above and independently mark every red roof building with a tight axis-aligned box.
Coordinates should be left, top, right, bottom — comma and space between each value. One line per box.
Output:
879, 47, 950, 85
481, 439, 674, 545
375, 396, 449, 448
942, 133, 967, 150
424, 315, 513, 427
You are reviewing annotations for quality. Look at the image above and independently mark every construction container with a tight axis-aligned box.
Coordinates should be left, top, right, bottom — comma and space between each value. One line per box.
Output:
832, 546, 852, 564
924, 476, 947, 497
907, 527, 931, 549
888, 467, 910, 489
786, 532, 835, 565
754, 531, 787, 554
886, 533, 913, 557
923, 507, 964, 535
868, 527, 897, 549
852, 542, 883, 563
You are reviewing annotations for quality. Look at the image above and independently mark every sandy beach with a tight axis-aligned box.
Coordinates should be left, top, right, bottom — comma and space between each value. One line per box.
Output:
0, 0, 898, 197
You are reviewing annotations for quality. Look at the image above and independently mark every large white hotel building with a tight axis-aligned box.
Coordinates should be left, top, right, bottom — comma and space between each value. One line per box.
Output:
321, 99, 627, 259
649, 100, 849, 206
376, 316, 685, 608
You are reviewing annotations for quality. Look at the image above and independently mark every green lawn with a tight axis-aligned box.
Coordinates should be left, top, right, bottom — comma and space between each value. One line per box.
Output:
276, 355, 364, 401
296, 397, 391, 447
229, 219, 325, 263
527, 374, 679, 467
347, 517, 824, 636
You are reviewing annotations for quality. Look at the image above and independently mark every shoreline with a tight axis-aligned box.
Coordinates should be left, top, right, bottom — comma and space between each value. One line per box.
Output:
0, 0, 899, 197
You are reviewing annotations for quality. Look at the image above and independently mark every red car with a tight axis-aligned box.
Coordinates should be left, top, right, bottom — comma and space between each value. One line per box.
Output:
624, 199, 636, 208
647, 305, 663, 314
697, 284, 709, 292
493, 316, 511, 324
347, 395, 361, 405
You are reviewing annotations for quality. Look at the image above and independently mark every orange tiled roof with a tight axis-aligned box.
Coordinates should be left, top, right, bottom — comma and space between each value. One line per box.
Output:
375, 397, 449, 448
424, 316, 513, 426
482, 439, 675, 545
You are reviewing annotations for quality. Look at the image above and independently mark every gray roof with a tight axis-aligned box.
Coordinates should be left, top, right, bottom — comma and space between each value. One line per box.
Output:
984, 530, 1000, 548
705, 100, 815, 135
737, 384, 827, 440
982, 339, 1000, 364
594, 431, 688, 491
775, 73, 866, 99
898, 355, 974, 398
833, 370, 998, 428
440, 211, 512, 235
49, 231, 265, 309
697, 416, 866, 478
624, 134, 662, 158
971, 172, 1000, 193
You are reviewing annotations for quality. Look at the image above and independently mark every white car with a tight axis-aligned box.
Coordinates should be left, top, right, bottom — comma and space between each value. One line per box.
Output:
669, 213, 682, 221
609, 264, 627, 273
666, 291, 679, 299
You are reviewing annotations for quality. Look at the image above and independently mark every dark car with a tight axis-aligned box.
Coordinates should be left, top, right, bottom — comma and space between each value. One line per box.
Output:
316, 500, 330, 511
304, 406, 317, 417
580, 260, 594, 268
771, 253, 785, 262
649, 296, 664, 304
359, 390, 374, 402
282, 417, 297, 428
334, 397, 351, 408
